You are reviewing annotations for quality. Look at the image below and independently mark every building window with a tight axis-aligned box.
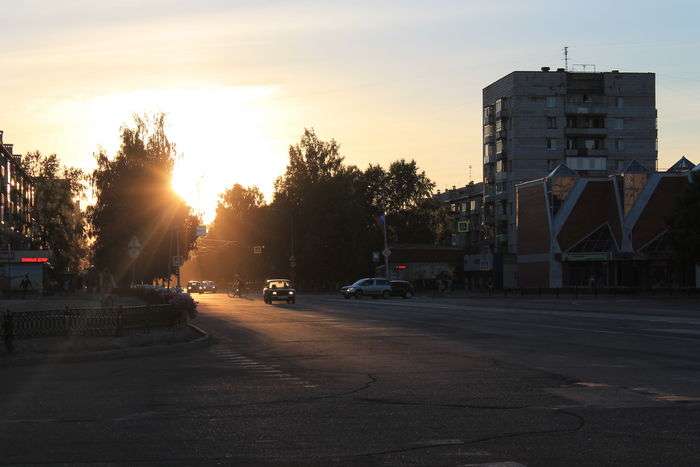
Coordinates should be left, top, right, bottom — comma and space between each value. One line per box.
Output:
495, 98, 505, 113
582, 94, 592, 103
566, 116, 577, 128
546, 138, 558, 150
495, 119, 504, 132
546, 96, 557, 108
616, 138, 624, 151
461, 202, 467, 212
591, 117, 605, 128
612, 118, 624, 130
496, 140, 504, 154
483, 106, 493, 124
496, 160, 507, 173
616, 97, 624, 108
547, 117, 557, 129
470, 200, 476, 211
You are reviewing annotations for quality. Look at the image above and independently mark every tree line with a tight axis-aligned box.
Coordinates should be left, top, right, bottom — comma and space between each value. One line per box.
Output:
183, 128, 452, 289
17, 113, 700, 290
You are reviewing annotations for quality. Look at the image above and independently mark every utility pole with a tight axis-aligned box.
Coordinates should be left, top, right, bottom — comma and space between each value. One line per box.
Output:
175, 227, 181, 289
382, 214, 390, 279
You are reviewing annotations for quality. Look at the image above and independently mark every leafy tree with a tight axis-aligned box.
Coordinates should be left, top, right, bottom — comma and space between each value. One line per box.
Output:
20, 151, 88, 273
363, 158, 437, 245
187, 184, 267, 283
89, 114, 198, 285
272, 129, 374, 287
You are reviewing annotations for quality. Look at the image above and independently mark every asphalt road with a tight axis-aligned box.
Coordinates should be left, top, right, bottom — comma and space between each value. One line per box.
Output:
2, 293, 700, 466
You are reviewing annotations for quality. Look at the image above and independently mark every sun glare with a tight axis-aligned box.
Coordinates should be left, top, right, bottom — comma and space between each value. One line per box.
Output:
75, 86, 287, 224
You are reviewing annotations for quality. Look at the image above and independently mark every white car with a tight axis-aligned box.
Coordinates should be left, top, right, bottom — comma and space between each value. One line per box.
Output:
343, 278, 392, 299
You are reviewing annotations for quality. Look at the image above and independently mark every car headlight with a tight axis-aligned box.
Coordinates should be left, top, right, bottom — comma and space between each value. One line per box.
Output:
289, 291, 294, 295
272, 291, 277, 295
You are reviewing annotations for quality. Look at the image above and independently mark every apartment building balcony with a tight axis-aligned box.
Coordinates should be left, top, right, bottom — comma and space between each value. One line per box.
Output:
565, 104, 608, 115
495, 129, 507, 139
483, 153, 496, 164
495, 108, 508, 119
495, 171, 509, 182
565, 148, 607, 157
564, 127, 608, 136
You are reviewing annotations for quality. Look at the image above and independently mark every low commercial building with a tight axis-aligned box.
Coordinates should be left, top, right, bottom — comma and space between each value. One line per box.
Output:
376, 244, 464, 288
516, 157, 696, 288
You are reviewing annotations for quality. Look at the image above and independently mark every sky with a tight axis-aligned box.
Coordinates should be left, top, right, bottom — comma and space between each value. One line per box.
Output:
1, 0, 698, 222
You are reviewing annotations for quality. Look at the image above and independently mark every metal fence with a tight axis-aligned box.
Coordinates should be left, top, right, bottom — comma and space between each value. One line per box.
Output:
2, 304, 187, 353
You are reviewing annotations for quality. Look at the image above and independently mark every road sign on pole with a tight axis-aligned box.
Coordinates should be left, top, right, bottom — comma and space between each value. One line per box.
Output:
382, 248, 391, 258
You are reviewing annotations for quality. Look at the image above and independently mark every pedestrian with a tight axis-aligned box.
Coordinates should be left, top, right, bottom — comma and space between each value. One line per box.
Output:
19, 274, 32, 299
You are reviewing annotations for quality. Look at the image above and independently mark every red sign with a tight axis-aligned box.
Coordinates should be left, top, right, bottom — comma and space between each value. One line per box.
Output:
395, 264, 407, 271
20, 257, 48, 263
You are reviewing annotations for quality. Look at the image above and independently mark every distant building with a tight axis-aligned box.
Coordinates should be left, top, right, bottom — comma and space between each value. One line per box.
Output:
434, 182, 483, 249
482, 68, 657, 287
0, 131, 35, 246
376, 244, 464, 288
0, 131, 47, 291
516, 157, 695, 288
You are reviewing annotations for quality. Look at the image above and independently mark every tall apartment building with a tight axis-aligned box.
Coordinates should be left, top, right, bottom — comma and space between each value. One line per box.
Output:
0, 131, 36, 245
482, 68, 657, 286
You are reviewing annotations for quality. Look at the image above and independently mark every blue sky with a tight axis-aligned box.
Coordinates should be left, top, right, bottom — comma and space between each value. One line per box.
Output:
1, 0, 698, 218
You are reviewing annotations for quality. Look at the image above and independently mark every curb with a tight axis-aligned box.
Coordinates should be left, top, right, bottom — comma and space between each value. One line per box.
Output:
0, 323, 212, 367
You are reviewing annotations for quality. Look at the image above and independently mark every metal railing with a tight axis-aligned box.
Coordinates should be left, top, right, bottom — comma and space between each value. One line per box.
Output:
2, 304, 187, 354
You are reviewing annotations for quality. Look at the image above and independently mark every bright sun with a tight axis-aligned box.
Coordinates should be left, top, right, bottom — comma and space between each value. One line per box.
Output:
82, 85, 289, 224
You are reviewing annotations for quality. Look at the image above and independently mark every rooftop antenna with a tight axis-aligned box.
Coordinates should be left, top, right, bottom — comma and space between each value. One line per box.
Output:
563, 46, 569, 71
468, 164, 472, 182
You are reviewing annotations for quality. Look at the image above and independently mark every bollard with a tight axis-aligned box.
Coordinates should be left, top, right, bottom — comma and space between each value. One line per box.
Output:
3, 310, 14, 354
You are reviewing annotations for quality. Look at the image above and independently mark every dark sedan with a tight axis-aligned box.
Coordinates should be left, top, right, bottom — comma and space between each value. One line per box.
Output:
390, 280, 415, 298
263, 278, 296, 304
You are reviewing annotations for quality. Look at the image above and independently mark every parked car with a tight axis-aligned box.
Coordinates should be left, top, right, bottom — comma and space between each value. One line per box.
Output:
187, 280, 202, 294
263, 278, 296, 304
390, 280, 415, 298
343, 278, 392, 299
201, 280, 217, 293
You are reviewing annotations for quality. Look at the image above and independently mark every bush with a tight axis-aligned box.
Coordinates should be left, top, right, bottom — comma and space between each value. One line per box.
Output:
115, 285, 198, 319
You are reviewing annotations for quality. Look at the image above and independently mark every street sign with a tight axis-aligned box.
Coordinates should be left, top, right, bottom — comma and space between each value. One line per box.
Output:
253, 246, 263, 255
382, 248, 391, 258
372, 251, 380, 263
127, 236, 141, 259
